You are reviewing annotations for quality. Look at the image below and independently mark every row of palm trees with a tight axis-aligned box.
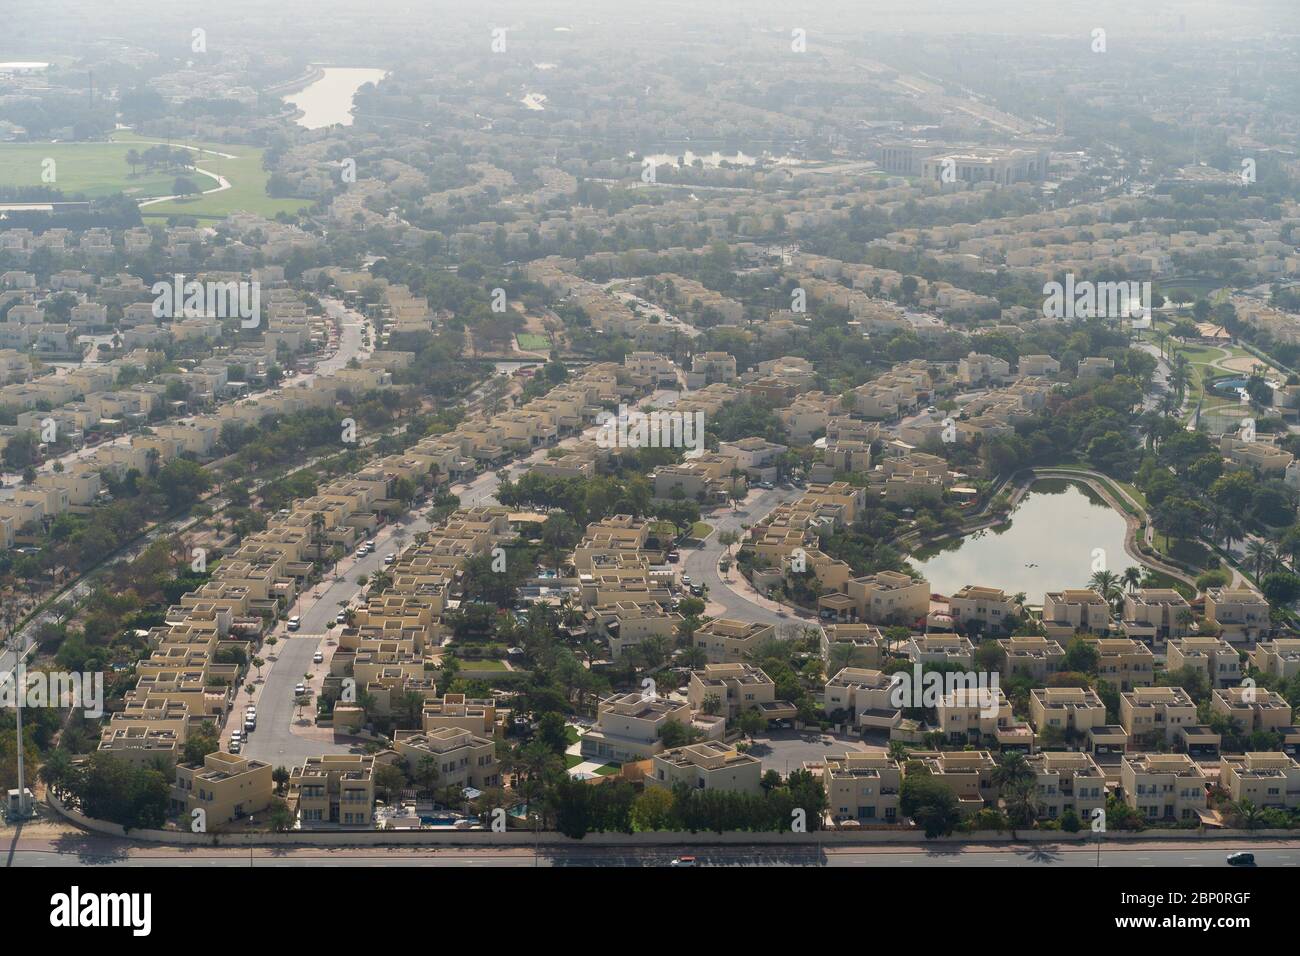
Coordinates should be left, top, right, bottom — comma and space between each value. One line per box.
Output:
1087, 566, 1146, 612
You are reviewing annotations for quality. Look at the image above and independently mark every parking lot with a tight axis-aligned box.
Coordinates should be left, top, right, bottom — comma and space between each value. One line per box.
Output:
743, 728, 879, 775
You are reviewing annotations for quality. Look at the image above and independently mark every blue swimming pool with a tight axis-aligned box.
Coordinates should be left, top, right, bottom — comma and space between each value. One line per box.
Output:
1211, 376, 1253, 397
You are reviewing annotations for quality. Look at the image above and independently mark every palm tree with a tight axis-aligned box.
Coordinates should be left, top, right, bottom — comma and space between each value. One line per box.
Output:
1229, 799, 1264, 831
992, 752, 1034, 793
1004, 777, 1039, 829
1088, 570, 1123, 613
1169, 352, 1191, 403
1219, 515, 1244, 553
310, 511, 326, 561
1121, 566, 1143, 594
1245, 539, 1277, 581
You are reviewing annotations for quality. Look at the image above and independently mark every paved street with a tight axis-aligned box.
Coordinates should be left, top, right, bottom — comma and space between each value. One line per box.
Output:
5, 824, 1299, 867
1, 298, 374, 688
681, 485, 808, 627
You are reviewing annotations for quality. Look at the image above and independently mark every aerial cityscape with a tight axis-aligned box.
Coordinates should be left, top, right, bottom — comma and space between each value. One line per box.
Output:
0, 0, 1296, 925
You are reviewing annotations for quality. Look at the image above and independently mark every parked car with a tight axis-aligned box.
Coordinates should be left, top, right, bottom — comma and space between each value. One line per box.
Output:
667, 551, 680, 563
336, 611, 348, 623
244, 717, 256, 732
365, 539, 376, 549
1226, 852, 1255, 866
294, 683, 306, 696
670, 855, 697, 867
681, 575, 692, 585
313, 651, 324, 664
384, 553, 395, 565
228, 738, 242, 753
287, 616, 300, 631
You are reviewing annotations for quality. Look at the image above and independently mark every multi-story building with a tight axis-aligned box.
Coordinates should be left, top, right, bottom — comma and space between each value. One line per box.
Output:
1119, 687, 1199, 746
290, 754, 376, 827
1205, 587, 1271, 643
948, 585, 1018, 634
1042, 589, 1112, 637
935, 688, 1030, 749
1219, 752, 1300, 810
1166, 637, 1242, 689
844, 571, 930, 625
687, 663, 780, 719
823, 753, 902, 825
1026, 751, 1107, 822
904, 634, 975, 668
1029, 687, 1107, 739
997, 636, 1065, 681
391, 727, 500, 789
692, 618, 778, 663
1119, 753, 1208, 822
905, 750, 998, 814
171, 751, 273, 826
580, 693, 693, 762
823, 667, 902, 731
1121, 589, 1193, 643
820, 623, 889, 669
649, 742, 762, 795
1086, 637, 1156, 691
1249, 639, 1300, 681
421, 693, 497, 735
1212, 687, 1295, 735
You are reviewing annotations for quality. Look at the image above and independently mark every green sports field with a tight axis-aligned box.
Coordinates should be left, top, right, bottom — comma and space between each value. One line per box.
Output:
0, 141, 182, 200
112, 132, 312, 220
515, 333, 553, 351
0, 132, 313, 220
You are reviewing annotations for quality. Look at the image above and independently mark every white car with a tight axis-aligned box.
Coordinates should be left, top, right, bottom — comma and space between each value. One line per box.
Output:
384, 553, 395, 565
229, 738, 242, 753
287, 616, 301, 631
313, 651, 324, 664
294, 683, 306, 696
669, 856, 697, 867
336, 610, 348, 623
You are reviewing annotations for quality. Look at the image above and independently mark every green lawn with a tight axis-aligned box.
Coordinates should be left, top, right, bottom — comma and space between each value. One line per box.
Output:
690, 521, 713, 539
0, 141, 182, 200
594, 763, 622, 776
515, 333, 552, 351
564, 754, 583, 769
0, 134, 314, 221
112, 133, 311, 220
459, 658, 508, 671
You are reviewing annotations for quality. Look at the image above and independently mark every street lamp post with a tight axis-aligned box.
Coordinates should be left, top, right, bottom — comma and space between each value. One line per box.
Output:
5, 633, 32, 818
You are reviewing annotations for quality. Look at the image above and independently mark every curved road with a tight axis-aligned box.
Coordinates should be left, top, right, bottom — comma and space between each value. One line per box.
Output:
681, 486, 811, 628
